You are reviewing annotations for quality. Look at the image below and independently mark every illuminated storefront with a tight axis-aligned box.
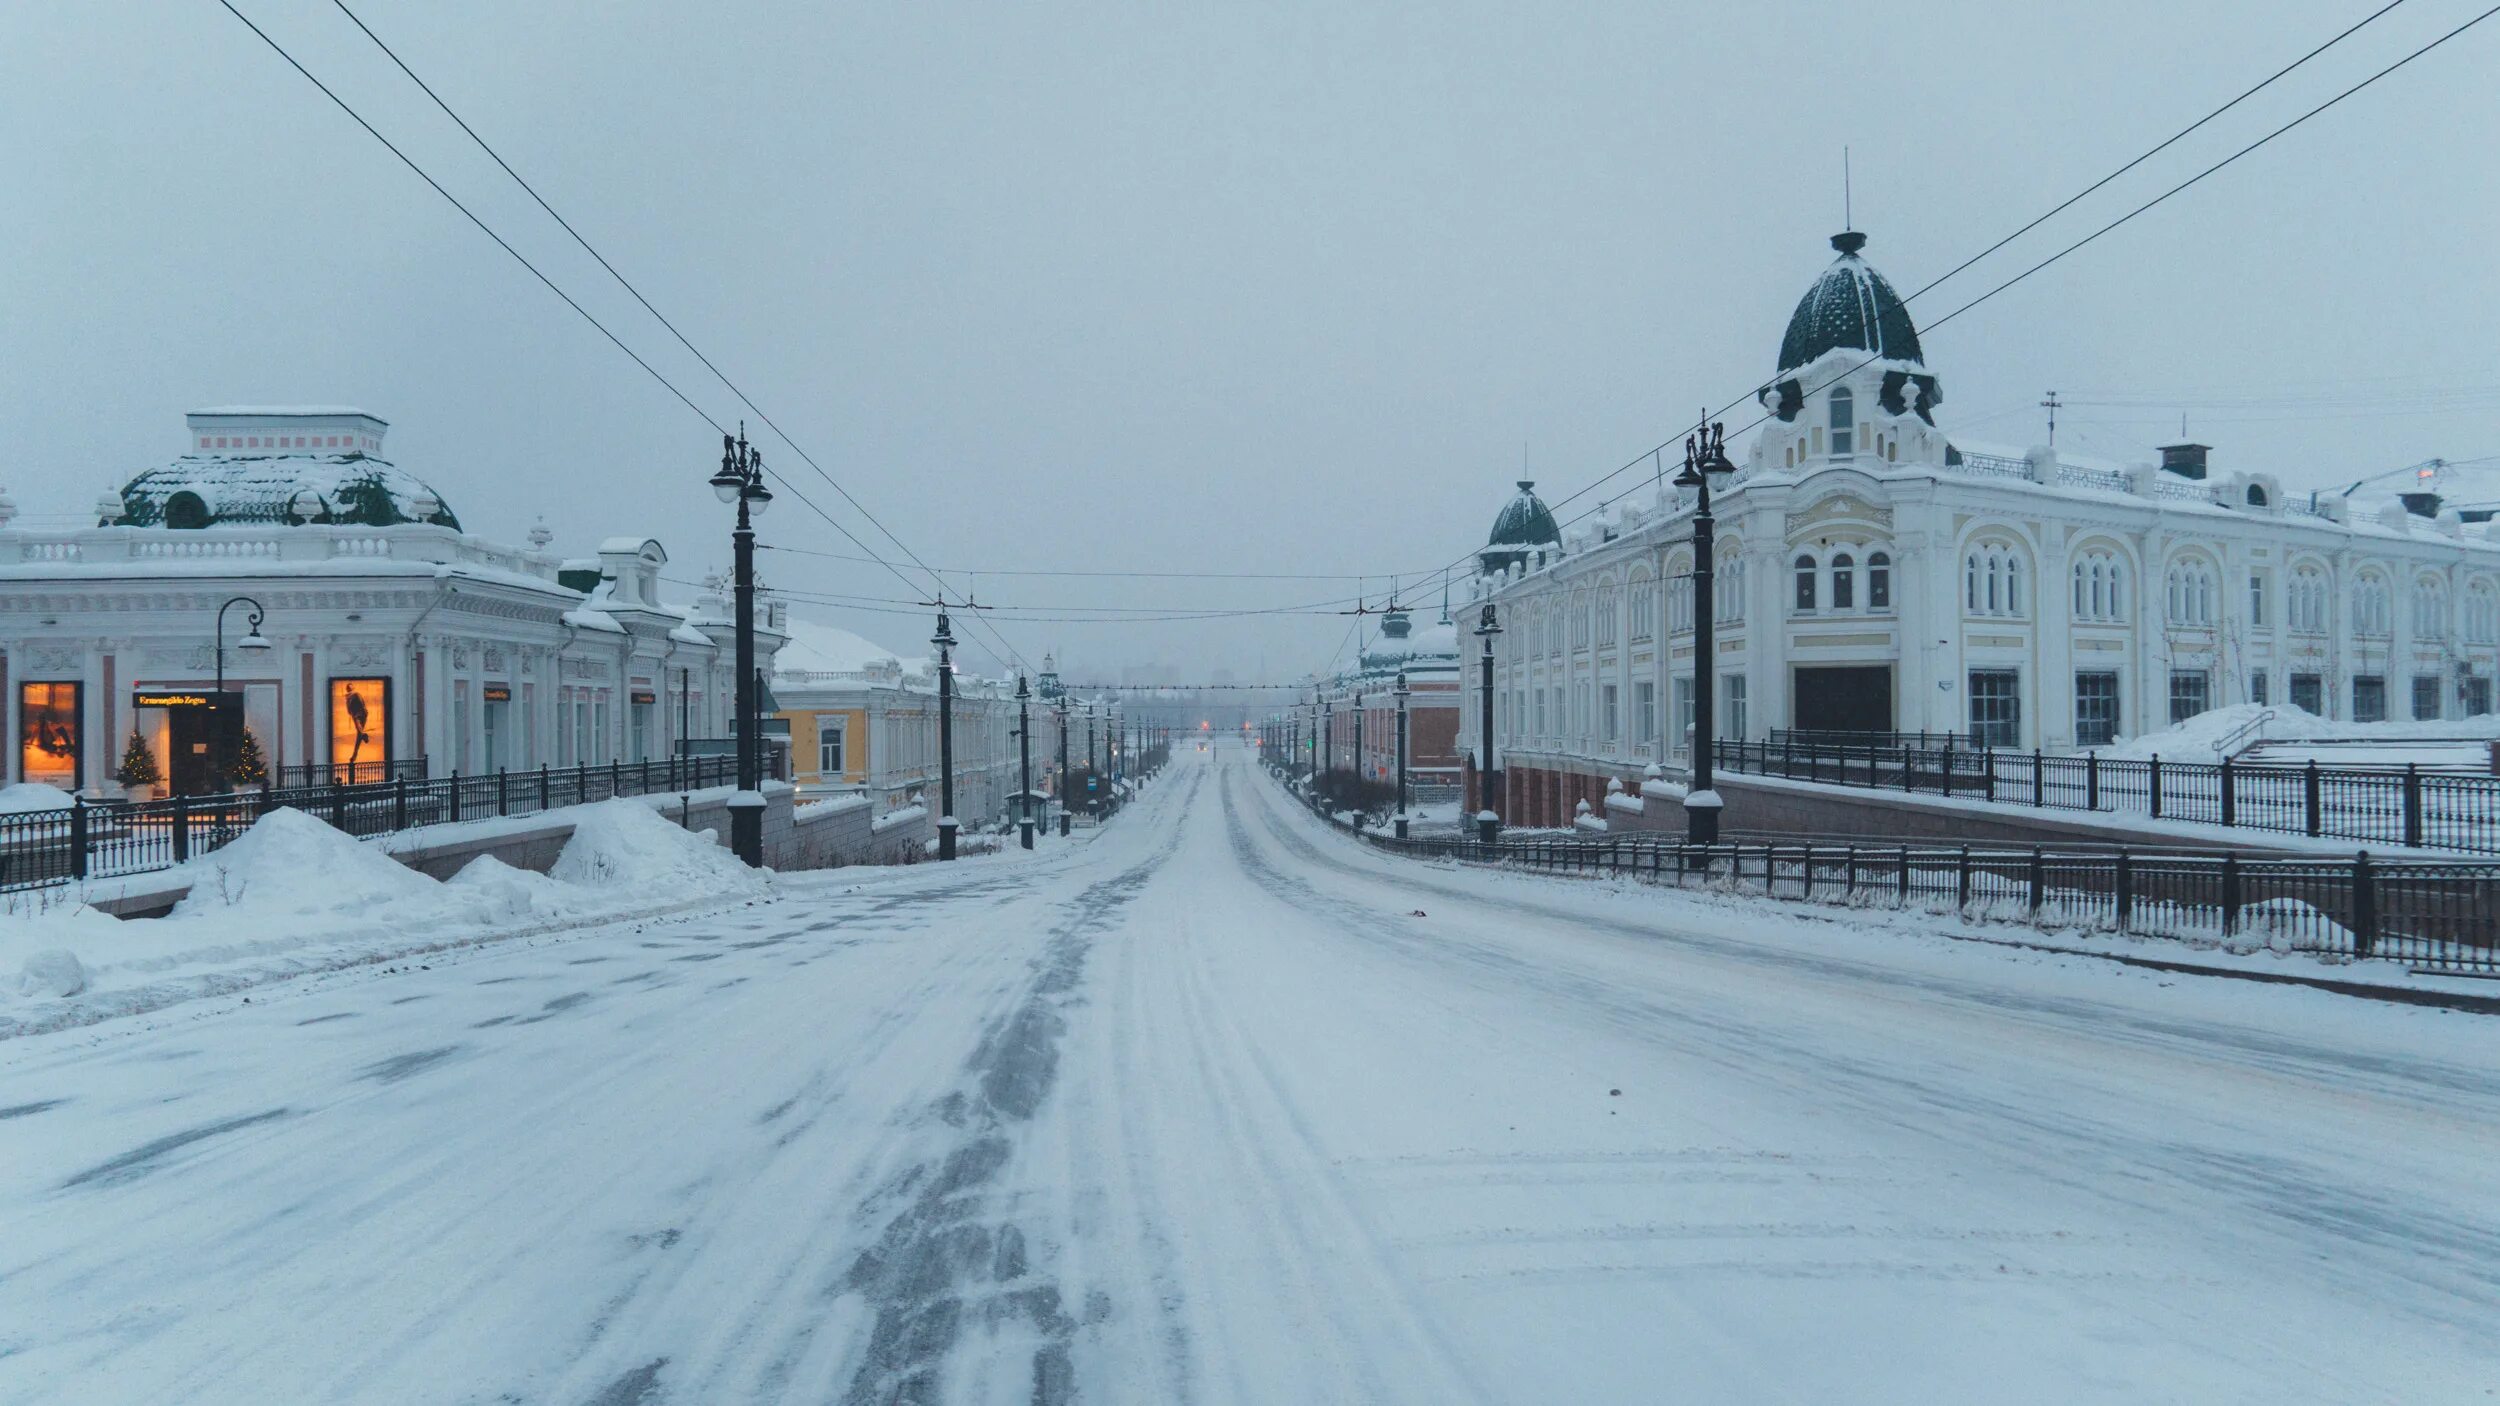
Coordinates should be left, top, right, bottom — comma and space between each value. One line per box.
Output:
327, 677, 392, 784
17, 682, 82, 788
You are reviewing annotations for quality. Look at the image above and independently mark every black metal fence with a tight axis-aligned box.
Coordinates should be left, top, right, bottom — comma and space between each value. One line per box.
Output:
0, 755, 737, 893
1722, 736, 2500, 855
1266, 764, 2500, 975
275, 758, 428, 788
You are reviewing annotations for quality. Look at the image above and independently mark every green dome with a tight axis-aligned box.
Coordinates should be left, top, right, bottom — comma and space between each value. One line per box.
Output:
1777, 231, 1924, 375
1481, 480, 1560, 574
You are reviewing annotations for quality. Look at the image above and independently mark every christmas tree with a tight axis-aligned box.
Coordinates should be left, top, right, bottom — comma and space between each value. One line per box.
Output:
115, 728, 162, 789
229, 728, 269, 785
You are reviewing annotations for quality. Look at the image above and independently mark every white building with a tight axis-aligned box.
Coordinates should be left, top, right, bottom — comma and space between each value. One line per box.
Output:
1465, 230, 2500, 823
0, 407, 780, 796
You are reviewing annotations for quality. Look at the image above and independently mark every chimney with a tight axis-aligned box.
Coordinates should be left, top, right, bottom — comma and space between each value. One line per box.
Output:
2399, 491, 2443, 518
2157, 443, 2210, 480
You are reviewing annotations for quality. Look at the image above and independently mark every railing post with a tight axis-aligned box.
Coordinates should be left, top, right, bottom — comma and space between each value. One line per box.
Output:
642, 758, 651, 792
2114, 846, 2133, 930
498, 768, 510, 817
2149, 753, 2164, 819
1897, 845, 1911, 905
2304, 760, 2322, 837
539, 764, 551, 810
1941, 739, 1954, 798
2220, 756, 2236, 829
2403, 764, 2424, 848
2028, 845, 2045, 915
172, 797, 189, 863
2087, 752, 2101, 811
1957, 844, 1972, 911
449, 772, 463, 825
1983, 748, 1997, 804
2352, 850, 2376, 959
2032, 748, 2044, 807
1901, 744, 1913, 794
329, 780, 346, 830
1845, 844, 1857, 896
611, 760, 621, 798
1801, 844, 1813, 899
2221, 852, 2241, 936
70, 798, 89, 881
393, 774, 408, 831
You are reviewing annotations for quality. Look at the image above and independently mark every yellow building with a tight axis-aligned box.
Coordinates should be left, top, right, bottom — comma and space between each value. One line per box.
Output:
772, 619, 1016, 826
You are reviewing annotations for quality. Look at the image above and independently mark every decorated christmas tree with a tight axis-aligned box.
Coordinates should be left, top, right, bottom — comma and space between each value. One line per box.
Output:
229, 728, 269, 785
115, 728, 162, 790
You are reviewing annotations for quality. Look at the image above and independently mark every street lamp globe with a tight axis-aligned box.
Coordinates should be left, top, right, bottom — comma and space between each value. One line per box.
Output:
238, 630, 273, 656
742, 477, 773, 517
96, 490, 125, 525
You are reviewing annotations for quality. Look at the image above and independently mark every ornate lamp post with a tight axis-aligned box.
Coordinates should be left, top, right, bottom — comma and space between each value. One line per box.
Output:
708, 424, 773, 867
1056, 701, 1071, 836
932, 610, 957, 860
1394, 668, 1411, 838
1475, 603, 1502, 844
213, 596, 272, 791
1676, 418, 1738, 844
1015, 674, 1035, 850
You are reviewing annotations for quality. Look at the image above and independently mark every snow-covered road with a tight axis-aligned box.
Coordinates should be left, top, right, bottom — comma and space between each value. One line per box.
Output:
5, 748, 2496, 1403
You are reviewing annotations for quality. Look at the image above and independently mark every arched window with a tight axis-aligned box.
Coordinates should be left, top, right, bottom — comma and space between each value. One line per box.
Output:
1966, 554, 1981, 611
1868, 552, 1891, 610
1628, 576, 1655, 642
2247, 484, 2269, 508
2414, 579, 2448, 640
1829, 386, 1855, 456
1596, 587, 1618, 647
1795, 554, 1818, 611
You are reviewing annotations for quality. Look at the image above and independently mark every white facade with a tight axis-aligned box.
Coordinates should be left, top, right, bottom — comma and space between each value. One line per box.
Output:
1464, 232, 2500, 786
0, 409, 780, 796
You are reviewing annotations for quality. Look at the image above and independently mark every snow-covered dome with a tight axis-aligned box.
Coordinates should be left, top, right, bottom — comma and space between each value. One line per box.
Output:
1481, 480, 1561, 575
110, 408, 458, 530
1777, 231, 1924, 375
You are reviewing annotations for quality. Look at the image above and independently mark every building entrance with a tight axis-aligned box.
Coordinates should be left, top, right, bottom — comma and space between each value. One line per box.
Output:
1791, 666, 1892, 734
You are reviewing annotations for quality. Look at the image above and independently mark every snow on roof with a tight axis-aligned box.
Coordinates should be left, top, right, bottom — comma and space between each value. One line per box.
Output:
598, 535, 661, 555
188, 406, 385, 422
562, 606, 626, 634
774, 616, 913, 677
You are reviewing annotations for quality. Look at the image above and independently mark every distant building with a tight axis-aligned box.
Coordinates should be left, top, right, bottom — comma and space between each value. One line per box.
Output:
0, 407, 776, 796
1314, 605, 1462, 795
771, 618, 1017, 829
1463, 229, 2500, 826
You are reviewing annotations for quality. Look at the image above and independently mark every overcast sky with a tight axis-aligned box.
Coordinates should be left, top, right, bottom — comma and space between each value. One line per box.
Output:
7, 1, 2496, 682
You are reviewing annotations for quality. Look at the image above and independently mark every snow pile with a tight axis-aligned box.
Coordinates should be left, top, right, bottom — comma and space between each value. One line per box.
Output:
444, 854, 592, 925
175, 807, 438, 920
2098, 703, 2500, 761
0, 783, 74, 814
550, 798, 768, 899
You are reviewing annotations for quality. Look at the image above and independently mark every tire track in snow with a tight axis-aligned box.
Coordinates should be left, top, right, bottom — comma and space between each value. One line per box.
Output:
825, 769, 1203, 1406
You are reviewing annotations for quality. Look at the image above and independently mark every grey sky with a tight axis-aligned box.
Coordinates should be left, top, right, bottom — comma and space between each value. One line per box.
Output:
6, 1, 2495, 683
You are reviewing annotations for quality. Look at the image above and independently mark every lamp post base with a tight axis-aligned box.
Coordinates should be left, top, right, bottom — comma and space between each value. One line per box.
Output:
1684, 789, 1724, 846
938, 817, 958, 861
1476, 812, 1499, 846
1019, 820, 1034, 850
1059, 813, 1071, 837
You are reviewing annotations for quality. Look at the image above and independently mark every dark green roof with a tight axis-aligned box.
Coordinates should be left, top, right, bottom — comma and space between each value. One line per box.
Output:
1776, 231, 1924, 375
1481, 480, 1560, 574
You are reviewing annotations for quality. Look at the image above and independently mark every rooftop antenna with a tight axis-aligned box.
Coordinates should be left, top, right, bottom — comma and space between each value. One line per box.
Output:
1843, 146, 1852, 231
2041, 390, 2062, 448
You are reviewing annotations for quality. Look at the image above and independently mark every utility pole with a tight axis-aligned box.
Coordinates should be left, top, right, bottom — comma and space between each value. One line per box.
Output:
1015, 673, 1034, 850
1057, 703, 1070, 836
931, 610, 958, 860
1394, 668, 1411, 839
1676, 415, 1737, 844
708, 425, 772, 867
1475, 604, 1501, 844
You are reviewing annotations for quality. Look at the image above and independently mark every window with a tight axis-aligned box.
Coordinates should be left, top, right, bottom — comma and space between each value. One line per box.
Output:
1672, 678, 1694, 755
2290, 567, 2329, 633
1602, 683, 1619, 742
1596, 588, 1618, 647
1629, 577, 1656, 641
1968, 670, 2020, 748
1830, 553, 1855, 609
1795, 554, 1818, 612
2250, 673, 2269, 707
1636, 681, 1657, 750
1829, 386, 1855, 456
1666, 569, 1693, 633
2465, 677, 2494, 717
817, 716, 847, 775
2353, 575, 2390, 636
1715, 556, 1746, 624
2353, 675, 2387, 723
2168, 670, 2211, 725
2166, 561, 2217, 626
2247, 484, 2269, 508
2290, 673, 2324, 716
2467, 584, 2499, 644
1966, 545, 2025, 618
1721, 673, 1748, 741
2074, 671, 2120, 748
2413, 579, 2448, 640
1533, 688, 1546, 739
1868, 552, 1891, 610
18, 681, 83, 788
2413, 674, 2443, 722
2248, 571, 2266, 628
2072, 552, 2127, 623
329, 677, 392, 783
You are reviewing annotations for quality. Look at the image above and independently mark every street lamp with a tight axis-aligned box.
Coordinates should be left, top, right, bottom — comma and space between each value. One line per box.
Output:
1394, 668, 1411, 839
214, 595, 271, 791
932, 610, 957, 860
1015, 673, 1035, 850
709, 424, 773, 867
1675, 416, 1738, 845
1475, 603, 1502, 845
